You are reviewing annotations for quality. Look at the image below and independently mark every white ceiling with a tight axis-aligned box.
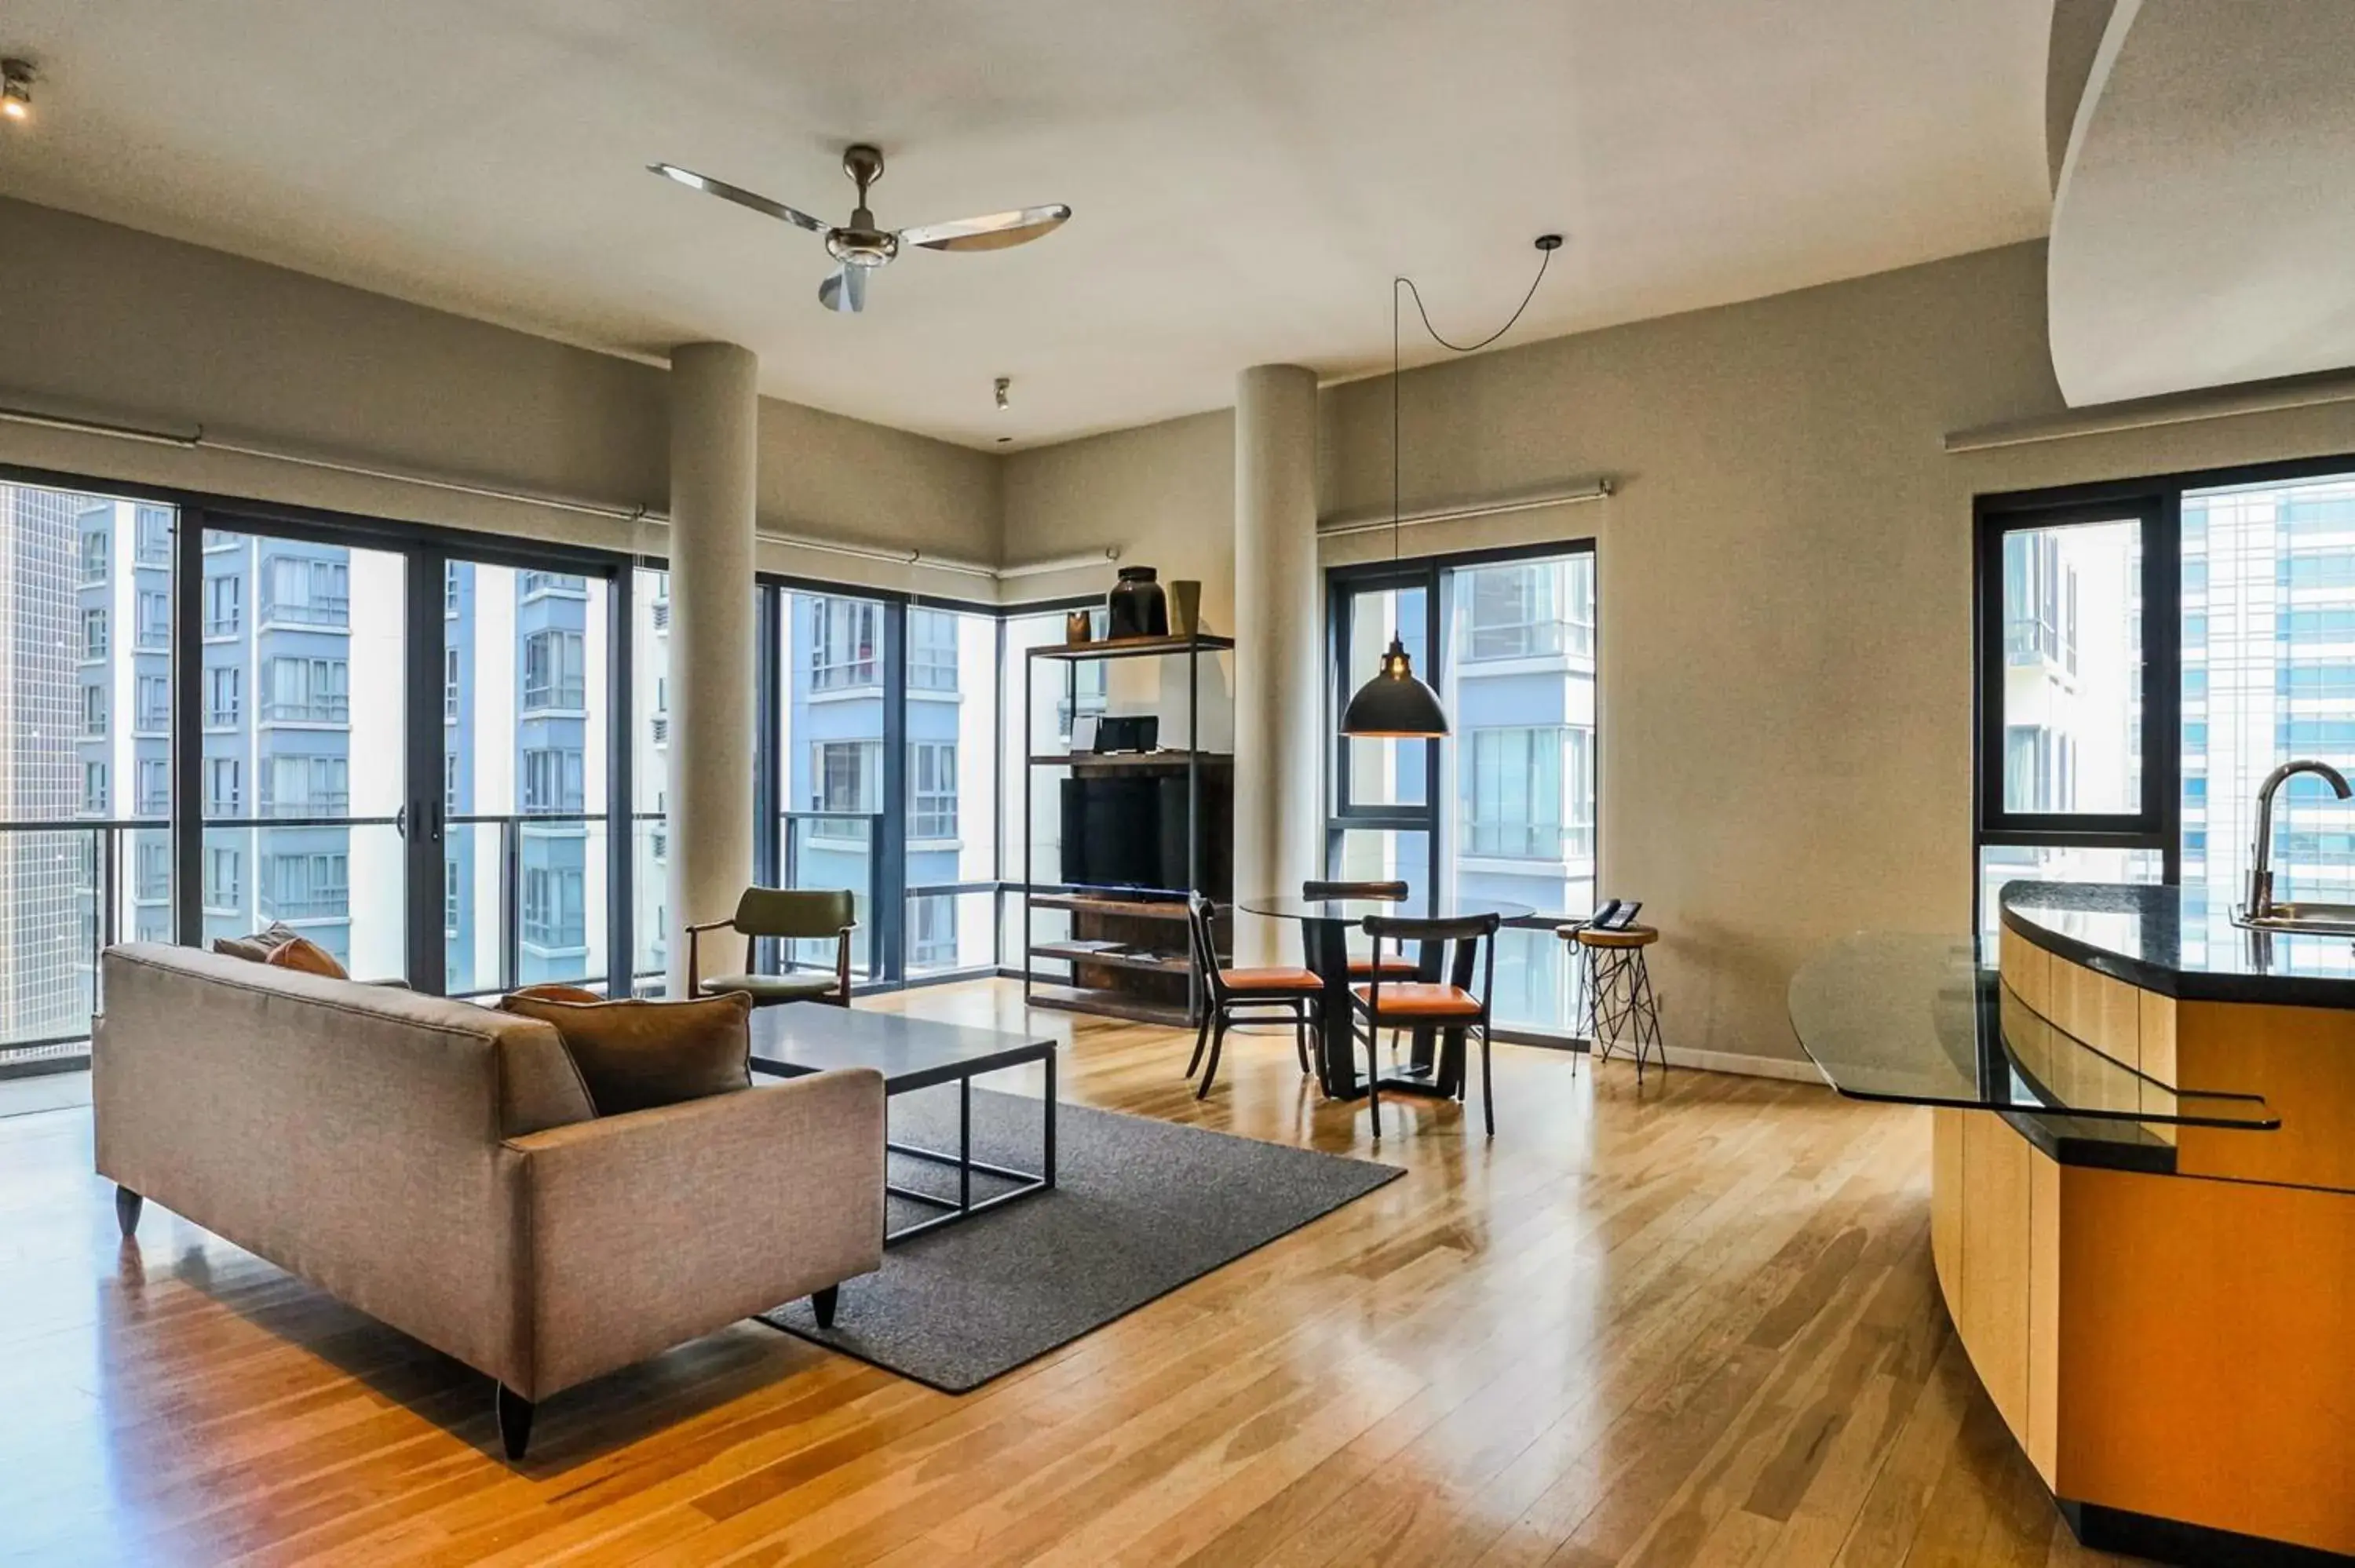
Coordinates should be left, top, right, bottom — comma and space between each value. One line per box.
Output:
2048, 0, 2355, 406
0, 1, 2055, 450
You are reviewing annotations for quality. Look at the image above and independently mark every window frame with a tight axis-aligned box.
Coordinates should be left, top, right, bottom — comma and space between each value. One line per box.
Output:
1973, 490, 2178, 855
1325, 539, 1601, 917
1970, 453, 2355, 933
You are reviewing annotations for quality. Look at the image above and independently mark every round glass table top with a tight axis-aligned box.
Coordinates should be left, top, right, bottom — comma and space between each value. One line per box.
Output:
1239, 894, 1539, 923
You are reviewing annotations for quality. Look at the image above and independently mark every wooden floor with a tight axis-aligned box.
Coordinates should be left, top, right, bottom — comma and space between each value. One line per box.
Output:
0, 982, 2145, 1567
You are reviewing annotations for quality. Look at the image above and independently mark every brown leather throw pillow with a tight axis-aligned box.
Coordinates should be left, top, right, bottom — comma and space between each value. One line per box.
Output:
262, 935, 349, 981
497, 990, 754, 1116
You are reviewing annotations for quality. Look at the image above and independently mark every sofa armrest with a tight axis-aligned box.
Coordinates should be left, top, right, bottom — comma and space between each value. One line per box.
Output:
498, 1067, 885, 1399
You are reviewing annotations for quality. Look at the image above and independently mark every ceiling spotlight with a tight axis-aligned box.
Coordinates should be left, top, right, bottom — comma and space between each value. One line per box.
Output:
1, 60, 33, 122
993, 376, 1011, 411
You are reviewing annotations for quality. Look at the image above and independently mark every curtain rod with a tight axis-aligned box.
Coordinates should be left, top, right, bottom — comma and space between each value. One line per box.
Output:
0, 399, 1115, 583
1318, 477, 1615, 538
1944, 368, 2355, 453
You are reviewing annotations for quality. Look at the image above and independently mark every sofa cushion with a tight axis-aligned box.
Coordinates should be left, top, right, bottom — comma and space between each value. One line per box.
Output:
498, 991, 754, 1116
211, 921, 304, 965
264, 935, 349, 981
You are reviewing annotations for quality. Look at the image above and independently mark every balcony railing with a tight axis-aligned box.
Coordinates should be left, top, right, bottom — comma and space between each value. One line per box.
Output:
262, 891, 351, 920
810, 659, 879, 692
1464, 617, 1592, 662
258, 793, 349, 818
1462, 819, 1594, 862
260, 596, 350, 629
261, 697, 351, 724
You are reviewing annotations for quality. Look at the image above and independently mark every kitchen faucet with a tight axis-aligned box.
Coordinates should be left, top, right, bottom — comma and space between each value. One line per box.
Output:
2244, 758, 2353, 922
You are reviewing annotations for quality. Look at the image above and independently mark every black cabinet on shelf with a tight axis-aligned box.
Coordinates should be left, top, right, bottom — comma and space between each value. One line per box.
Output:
1021, 633, 1234, 1026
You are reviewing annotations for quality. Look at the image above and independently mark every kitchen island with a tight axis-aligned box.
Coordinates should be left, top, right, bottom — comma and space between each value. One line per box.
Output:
1790, 881, 2353, 1566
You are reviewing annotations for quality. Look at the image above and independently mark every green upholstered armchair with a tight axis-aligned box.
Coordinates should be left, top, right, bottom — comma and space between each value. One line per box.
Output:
685, 888, 856, 1008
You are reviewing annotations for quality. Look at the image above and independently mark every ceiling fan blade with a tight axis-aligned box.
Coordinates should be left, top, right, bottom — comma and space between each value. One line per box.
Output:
648, 162, 831, 235
818, 263, 869, 314
899, 203, 1072, 253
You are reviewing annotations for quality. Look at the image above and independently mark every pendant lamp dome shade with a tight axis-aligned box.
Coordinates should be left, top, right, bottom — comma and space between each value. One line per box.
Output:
1342, 634, 1449, 738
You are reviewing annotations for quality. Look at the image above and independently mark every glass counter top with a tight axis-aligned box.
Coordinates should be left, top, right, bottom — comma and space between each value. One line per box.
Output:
1787, 932, 2278, 1131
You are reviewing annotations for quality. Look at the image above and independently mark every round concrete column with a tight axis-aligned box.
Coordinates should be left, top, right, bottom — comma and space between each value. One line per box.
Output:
666, 341, 760, 997
1232, 363, 1321, 963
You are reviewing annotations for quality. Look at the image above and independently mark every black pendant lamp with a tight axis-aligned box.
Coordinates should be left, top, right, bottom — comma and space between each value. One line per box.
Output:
1342, 236, 1559, 740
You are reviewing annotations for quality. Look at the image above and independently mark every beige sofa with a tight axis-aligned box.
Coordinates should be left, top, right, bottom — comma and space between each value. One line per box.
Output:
93, 943, 885, 1459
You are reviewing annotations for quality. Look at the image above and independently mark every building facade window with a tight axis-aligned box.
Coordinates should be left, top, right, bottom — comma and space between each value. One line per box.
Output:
522, 629, 585, 711
82, 760, 108, 815
137, 758, 170, 818
810, 599, 882, 691
910, 608, 959, 692
444, 646, 461, 721
1464, 726, 1593, 861
263, 657, 350, 724
522, 865, 586, 950
80, 683, 107, 738
261, 556, 350, 628
80, 525, 110, 584
136, 674, 169, 734
206, 665, 240, 727
521, 747, 584, 814
82, 607, 108, 659
137, 840, 172, 903
263, 851, 349, 920
137, 590, 170, 650
520, 571, 587, 600
134, 507, 173, 566
204, 574, 240, 636
204, 757, 241, 815
911, 894, 957, 969
812, 739, 881, 838
263, 755, 349, 817
909, 741, 958, 840
204, 847, 241, 912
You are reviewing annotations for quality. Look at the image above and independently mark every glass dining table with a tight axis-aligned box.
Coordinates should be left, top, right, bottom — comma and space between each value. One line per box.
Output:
1237, 894, 1537, 1099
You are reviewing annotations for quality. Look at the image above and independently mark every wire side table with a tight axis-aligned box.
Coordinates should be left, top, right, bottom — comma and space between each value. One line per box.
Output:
1560, 923, 1667, 1084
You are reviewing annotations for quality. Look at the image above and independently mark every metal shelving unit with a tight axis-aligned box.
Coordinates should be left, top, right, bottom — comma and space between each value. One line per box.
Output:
1022, 631, 1234, 1025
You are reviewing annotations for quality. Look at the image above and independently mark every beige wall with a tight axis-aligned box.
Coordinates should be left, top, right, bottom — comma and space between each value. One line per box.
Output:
1004, 239, 2355, 1063
0, 196, 996, 596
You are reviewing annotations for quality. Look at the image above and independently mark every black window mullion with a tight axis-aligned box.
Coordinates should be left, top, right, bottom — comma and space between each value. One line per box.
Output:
606, 566, 633, 997
878, 601, 908, 985
403, 545, 449, 994
170, 505, 207, 946
1973, 490, 2176, 934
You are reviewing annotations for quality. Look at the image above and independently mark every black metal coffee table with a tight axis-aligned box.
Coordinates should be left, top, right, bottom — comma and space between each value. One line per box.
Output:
748, 1006, 1057, 1245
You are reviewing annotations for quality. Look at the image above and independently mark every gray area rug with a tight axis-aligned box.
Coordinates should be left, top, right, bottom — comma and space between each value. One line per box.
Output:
758, 1085, 1403, 1391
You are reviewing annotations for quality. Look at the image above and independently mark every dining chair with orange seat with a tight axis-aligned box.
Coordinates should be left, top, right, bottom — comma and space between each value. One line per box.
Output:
1353, 910, 1502, 1137
1182, 893, 1326, 1100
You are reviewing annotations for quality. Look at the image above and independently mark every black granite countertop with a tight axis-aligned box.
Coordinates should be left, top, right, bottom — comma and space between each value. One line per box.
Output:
1999, 880, 2355, 1009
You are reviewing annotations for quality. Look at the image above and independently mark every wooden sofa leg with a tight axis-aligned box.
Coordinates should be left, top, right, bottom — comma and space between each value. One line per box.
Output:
115, 1187, 144, 1238
495, 1384, 535, 1461
812, 1284, 840, 1329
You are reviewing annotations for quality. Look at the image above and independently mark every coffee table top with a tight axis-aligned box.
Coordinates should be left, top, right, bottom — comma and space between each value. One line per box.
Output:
748, 1005, 1053, 1092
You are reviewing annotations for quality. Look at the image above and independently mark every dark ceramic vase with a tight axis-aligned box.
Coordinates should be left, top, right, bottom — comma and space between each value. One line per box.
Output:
1107, 566, 1168, 639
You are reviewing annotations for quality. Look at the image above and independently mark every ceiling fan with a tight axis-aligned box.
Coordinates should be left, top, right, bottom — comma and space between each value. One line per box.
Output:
649, 144, 1070, 314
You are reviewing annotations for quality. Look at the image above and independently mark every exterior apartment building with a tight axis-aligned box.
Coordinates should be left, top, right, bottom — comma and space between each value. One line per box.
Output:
2179, 474, 2355, 974
791, 600, 973, 975
3, 487, 93, 1049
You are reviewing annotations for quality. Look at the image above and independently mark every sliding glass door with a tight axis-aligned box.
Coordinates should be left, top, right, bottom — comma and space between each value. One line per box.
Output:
195, 522, 410, 981
439, 557, 619, 996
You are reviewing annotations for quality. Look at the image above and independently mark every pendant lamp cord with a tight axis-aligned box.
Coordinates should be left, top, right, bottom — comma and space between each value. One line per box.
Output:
1389, 239, 1558, 565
